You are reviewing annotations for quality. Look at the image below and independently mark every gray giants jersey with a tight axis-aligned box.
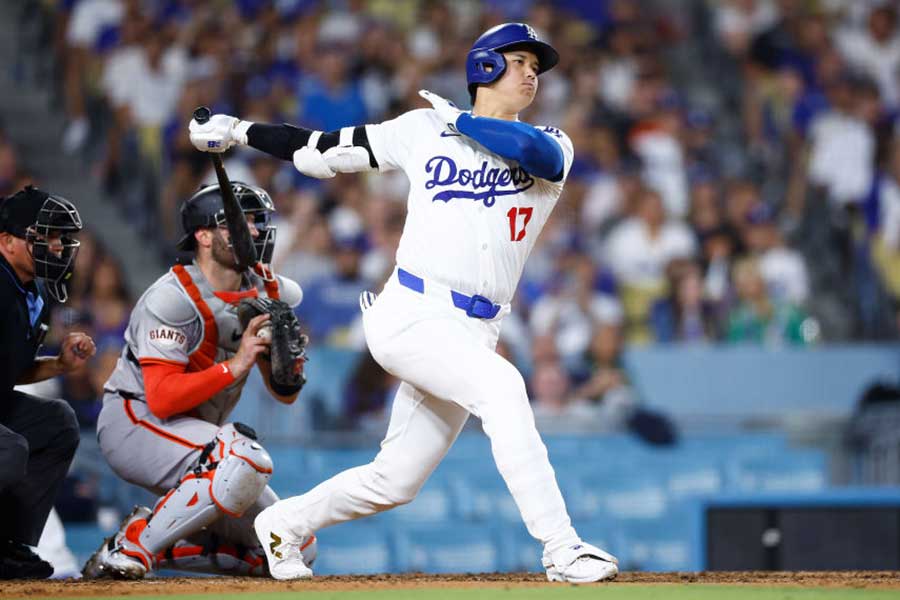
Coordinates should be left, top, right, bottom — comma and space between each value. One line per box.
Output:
104, 262, 303, 425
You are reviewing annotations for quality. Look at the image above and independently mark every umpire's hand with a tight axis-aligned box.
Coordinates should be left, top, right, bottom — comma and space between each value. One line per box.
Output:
59, 332, 96, 372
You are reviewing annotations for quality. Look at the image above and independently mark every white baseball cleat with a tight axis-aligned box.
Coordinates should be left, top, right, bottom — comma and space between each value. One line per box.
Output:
81, 506, 152, 580
542, 542, 619, 584
253, 507, 316, 580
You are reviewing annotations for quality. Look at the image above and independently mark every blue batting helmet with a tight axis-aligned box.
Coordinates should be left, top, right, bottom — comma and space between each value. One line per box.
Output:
466, 23, 559, 103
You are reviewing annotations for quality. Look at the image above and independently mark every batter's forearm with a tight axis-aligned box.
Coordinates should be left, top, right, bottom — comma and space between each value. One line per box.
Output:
247, 123, 379, 173
246, 123, 314, 161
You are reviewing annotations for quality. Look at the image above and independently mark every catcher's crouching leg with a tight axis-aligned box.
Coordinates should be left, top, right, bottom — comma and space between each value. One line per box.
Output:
155, 538, 269, 576
86, 423, 273, 578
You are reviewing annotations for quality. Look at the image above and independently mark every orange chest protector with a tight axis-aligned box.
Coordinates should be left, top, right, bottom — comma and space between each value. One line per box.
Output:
171, 264, 279, 372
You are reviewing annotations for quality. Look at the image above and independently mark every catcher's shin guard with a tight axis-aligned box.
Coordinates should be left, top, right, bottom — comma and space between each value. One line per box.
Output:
137, 423, 273, 562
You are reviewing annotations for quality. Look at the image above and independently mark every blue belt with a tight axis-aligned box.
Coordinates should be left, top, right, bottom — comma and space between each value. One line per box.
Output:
397, 268, 501, 319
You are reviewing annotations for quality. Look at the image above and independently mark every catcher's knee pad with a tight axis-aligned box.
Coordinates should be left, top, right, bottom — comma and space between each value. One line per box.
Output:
138, 423, 273, 556
210, 423, 273, 516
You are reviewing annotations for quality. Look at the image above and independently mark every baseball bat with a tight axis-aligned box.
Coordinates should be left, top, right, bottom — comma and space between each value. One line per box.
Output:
192, 106, 258, 271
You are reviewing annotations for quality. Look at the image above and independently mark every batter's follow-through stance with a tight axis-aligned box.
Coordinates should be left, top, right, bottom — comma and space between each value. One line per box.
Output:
82, 182, 316, 579
190, 22, 619, 584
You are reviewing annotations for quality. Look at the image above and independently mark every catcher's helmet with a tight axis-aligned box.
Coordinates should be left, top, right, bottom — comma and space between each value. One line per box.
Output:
0, 185, 82, 303
177, 181, 277, 264
465, 22, 559, 103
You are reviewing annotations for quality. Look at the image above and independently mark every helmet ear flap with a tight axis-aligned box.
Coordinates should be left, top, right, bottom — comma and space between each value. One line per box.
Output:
467, 49, 507, 84
466, 48, 507, 104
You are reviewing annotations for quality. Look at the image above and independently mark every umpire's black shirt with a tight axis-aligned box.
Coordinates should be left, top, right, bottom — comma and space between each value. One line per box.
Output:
0, 252, 50, 416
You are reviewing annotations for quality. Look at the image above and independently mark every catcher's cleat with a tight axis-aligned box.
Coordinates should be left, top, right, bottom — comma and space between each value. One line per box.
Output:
542, 542, 619, 584
82, 506, 152, 580
253, 507, 316, 580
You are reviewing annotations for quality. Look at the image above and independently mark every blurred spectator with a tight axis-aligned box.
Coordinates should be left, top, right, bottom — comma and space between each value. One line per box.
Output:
697, 223, 738, 306
725, 256, 814, 345
630, 95, 690, 218
529, 253, 622, 368
649, 259, 720, 343
359, 201, 405, 285
834, 4, 900, 110
62, 0, 125, 153
806, 75, 876, 208
530, 359, 595, 421
742, 203, 810, 305
689, 177, 724, 234
714, 0, 779, 58
869, 135, 900, 326
604, 187, 696, 343
579, 127, 634, 234
274, 195, 337, 287
83, 254, 131, 349
569, 322, 637, 429
682, 109, 720, 178
296, 224, 371, 348
299, 45, 368, 131
722, 179, 759, 246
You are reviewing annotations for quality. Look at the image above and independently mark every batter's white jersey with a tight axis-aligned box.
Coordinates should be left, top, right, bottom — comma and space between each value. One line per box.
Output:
366, 109, 574, 305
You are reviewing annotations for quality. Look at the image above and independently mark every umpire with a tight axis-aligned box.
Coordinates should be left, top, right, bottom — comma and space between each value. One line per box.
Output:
0, 185, 94, 579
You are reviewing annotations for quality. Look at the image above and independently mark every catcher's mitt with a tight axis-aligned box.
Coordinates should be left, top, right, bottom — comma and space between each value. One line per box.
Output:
238, 297, 308, 394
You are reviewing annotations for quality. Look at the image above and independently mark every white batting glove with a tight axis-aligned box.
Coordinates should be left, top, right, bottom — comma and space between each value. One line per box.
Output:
418, 89, 465, 130
188, 114, 251, 153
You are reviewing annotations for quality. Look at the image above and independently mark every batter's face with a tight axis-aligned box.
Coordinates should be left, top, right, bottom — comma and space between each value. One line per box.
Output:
484, 50, 540, 113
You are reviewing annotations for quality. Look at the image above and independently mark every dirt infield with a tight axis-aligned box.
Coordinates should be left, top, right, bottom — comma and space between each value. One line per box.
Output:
2, 571, 899, 597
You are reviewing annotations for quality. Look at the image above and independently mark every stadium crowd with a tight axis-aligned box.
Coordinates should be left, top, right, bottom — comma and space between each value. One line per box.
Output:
9, 0, 900, 426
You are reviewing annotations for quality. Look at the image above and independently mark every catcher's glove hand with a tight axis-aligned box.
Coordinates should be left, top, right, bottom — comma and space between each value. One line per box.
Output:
238, 297, 308, 395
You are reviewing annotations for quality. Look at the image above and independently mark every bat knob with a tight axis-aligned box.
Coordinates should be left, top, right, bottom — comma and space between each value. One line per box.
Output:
193, 106, 211, 124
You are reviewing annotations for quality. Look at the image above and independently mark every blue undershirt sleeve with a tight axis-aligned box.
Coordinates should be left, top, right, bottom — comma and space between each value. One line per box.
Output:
455, 113, 565, 181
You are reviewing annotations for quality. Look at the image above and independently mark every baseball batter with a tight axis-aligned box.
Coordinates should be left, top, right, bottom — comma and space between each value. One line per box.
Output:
189, 23, 618, 583
82, 182, 316, 579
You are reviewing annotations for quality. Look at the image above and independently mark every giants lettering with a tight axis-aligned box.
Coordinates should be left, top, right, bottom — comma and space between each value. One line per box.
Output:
148, 325, 187, 350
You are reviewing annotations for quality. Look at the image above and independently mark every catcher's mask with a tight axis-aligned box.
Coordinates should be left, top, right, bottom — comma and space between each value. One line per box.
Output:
0, 185, 83, 303
177, 181, 277, 264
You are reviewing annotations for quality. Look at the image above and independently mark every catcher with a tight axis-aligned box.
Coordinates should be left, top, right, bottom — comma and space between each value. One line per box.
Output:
82, 182, 316, 579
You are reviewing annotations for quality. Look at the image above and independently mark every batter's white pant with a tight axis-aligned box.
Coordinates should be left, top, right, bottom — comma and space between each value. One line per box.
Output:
270, 273, 579, 554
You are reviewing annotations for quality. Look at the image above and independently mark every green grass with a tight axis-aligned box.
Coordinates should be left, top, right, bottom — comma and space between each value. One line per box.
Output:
39, 588, 900, 600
